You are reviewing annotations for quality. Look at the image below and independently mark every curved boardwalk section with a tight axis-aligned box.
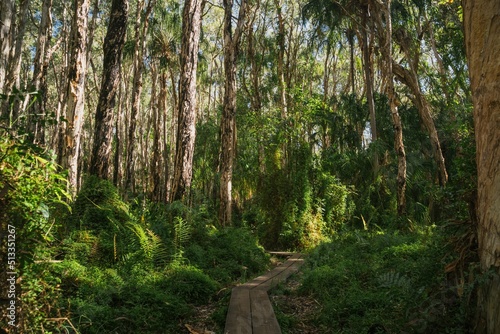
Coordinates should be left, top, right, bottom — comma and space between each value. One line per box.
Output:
224, 253, 305, 334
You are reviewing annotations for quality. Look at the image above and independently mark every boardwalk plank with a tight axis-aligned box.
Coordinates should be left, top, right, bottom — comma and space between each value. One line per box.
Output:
225, 287, 252, 334
224, 252, 305, 334
250, 289, 281, 334
249, 254, 304, 291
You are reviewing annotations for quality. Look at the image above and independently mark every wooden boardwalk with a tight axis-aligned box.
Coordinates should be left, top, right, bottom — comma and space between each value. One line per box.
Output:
224, 253, 305, 334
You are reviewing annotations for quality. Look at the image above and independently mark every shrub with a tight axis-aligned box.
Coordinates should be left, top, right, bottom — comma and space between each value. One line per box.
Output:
185, 227, 269, 284
298, 230, 467, 333
162, 265, 219, 304
0, 125, 71, 332
69, 176, 133, 265
69, 265, 191, 333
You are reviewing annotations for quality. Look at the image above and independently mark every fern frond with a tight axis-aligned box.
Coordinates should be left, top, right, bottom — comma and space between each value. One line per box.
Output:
377, 271, 412, 291
127, 221, 168, 265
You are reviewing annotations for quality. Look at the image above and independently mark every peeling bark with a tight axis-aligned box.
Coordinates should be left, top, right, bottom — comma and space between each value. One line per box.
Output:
219, 0, 247, 225
64, 0, 90, 194
171, 0, 203, 202
393, 34, 448, 186
89, 0, 128, 179
30, 0, 53, 144
463, 1, 500, 333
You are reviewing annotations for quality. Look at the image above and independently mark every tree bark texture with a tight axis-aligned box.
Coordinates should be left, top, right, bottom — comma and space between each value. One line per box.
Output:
89, 0, 128, 179
5, 0, 29, 93
30, 0, 53, 144
361, 6, 378, 174
125, 0, 154, 194
219, 0, 247, 225
171, 0, 203, 202
379, 0, 406, 216
0, 0, 14, 96
64, 0, 90, 194
463, 1, 500, 333
392, 62, 448, 186
273, 0, 287, 118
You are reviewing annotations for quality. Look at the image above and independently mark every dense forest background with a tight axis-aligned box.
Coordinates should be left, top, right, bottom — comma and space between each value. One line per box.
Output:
0, 0, 499, 333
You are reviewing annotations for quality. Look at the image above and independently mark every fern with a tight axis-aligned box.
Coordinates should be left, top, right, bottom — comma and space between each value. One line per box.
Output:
127, 221, 169, 266
377, 271, 412, 292
173, 217, 191, 261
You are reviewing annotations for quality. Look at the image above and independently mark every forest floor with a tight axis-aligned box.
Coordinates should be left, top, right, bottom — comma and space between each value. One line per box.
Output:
270, 271, 323, 334
182, 254, 322, 334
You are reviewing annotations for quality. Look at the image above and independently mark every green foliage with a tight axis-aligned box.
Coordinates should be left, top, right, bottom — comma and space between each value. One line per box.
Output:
70, 266, 191, 333
0, 127, 70, 248
162, 265, 219, 304
0, 124, 71, 332
126, 220, 170, 267
72, 175, 130, 231
185, 227, 270, 284
172, 216, 191, 261
57, 192, 270, 332
69, 175, 133, 265
299, 229, 473, 333
19, 263, 65, 333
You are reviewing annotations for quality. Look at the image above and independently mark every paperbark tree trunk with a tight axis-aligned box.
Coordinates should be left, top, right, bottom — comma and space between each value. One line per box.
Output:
463, 1, 500, 333
171, 0, 203, 202
377, 0, 406, 216
4, 0, 30, 96
64, 0, 90, 194
89, 0, 128, 179
30, 0, 53, 144
125, 0, 154, 195
392, 61, 448, 186
0, 0, 14, 96
361, 5, 378, 174
273, 0, 287, 118
219, 0, 247, 225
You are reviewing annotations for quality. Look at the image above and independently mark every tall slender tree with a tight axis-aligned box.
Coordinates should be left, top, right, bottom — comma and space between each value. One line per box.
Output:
171, 0, 203, 202
219, 0, 248, 225
0, 0, 14, 97
89, 0, 128, 179
463, 0, 500, 332
376, 0, 407, 215
4, 0, 30, 100
125, 0, 155, 194
273, 0, 287, 118
64, 0, 90, 193
360, 4, 378, 173
30, 0, 53, 144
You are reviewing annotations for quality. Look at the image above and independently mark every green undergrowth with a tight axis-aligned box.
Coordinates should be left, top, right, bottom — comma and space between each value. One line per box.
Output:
295, 228, 476, 334
35, 176, 269, 333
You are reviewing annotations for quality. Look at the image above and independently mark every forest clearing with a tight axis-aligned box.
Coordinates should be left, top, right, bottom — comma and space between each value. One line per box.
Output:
1, 0, 499, 333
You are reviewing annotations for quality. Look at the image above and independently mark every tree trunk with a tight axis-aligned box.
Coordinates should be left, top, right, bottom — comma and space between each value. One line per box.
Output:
171, 0, 203, 202
379, 0, 406, 216
463, 1, 500, 333
247, 18, 266, 179
89, 0, 128, 179
113, 73, 124, 187
54, 4, 71, 166
218, 0, 247, 225
273, 0, 287, 118
64, 0, 90, 194
0, 0, 14, 96
361, 6, 378, 174
4, 0, 30, 99
125, 0, 154, 195
347, 27, 356, 95
30, 0, 53, 144
392, 61, 448, 186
